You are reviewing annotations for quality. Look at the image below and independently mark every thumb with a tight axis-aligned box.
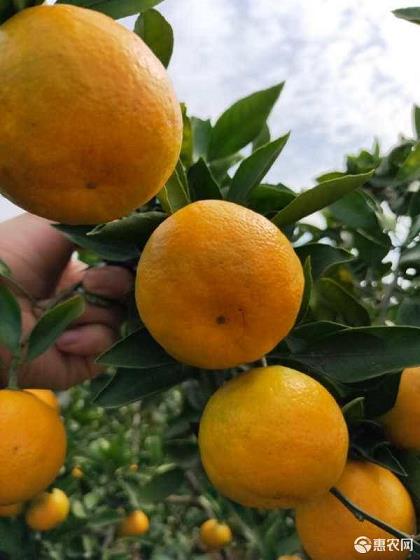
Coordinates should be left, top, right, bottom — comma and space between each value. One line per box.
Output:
0, 213, 74, 299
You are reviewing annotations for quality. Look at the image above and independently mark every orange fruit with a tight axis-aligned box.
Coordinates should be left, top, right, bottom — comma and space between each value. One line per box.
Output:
0, 502, 23, 518
295, 461, 416, 560
25, 488, 70, 531
71, 466, 83, 480
118, 510, 150, 537
25, 389, 60, 412
382, 367, 420, 450
0, 4, 182, 224
199, 519, 232, 551
0, 390, 67, 505
136, 200, 304, 369
198, 366, 348, 509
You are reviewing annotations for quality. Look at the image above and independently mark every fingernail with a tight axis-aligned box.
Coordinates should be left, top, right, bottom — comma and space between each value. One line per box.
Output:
57, 329, 81, 348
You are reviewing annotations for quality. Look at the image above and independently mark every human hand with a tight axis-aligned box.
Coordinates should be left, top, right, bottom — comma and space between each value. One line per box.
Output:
0, 213, 133, 389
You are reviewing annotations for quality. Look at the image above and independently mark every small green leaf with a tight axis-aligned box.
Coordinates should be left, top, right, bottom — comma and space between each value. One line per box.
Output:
188, 158, 222, 201
93, 365, 192, 407
27, 296, 85, 361
317, 278, 370, 327
0, 284, 21, 353
134, 9, 173, 68
396, 142, 420, 183
278, 326, 420, 383
137, 468, 184, 502
180, 104, 193, 168
158, 161, 190, 214
295, 243, 354, 282
296, 257, 312, 323
97, 328, 175, 369
248, 183, 295, 215
57, 0, 163, 18
89, 211, 165, 246
54, 224, 139, 262
227, 134, 290, 204
342, 397, 365, 422
396, 297, 420, 327
252, 122, 271, 151
400, 245, 420, 269
414, 105, 420, 139
0, 258, 12, 279
191, 117, 212, 162
393, 7, 420, 25
272, 172, 374, 228
208, 83, 284, 161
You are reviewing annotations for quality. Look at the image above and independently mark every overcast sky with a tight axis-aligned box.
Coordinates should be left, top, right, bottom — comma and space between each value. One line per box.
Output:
1, 0, 419, 221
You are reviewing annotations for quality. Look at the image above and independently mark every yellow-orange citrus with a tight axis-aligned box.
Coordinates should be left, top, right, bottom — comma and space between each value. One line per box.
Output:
25, 488, 70, 531
198, 366, 348, 509
200, 519, 232, 551
0, 502, 23, 518
0, 4, 182, 224
136, 200, 304, 369
0, 390, 67, 505
295, 461, 416, 560
25, 389, 60, 412
277, 556, 301, 560
118, 510, 150, 537
71, 466, 83, 480
382, 367, 420, 450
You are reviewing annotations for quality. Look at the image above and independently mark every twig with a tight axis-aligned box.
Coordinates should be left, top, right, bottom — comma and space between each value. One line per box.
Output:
330, 487, 420, 552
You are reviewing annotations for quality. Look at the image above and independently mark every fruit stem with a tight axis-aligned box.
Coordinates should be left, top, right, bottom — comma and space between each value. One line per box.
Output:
7, 353, 20, 390
330, 487, 420, 552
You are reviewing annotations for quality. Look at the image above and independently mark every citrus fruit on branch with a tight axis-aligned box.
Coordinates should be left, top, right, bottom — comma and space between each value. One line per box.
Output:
0, 390, 66, 505
0, 4, 182, 224
198, 365, 348, 509
25, 488, 70, 531
296, 461, 416, 560
199, 519, 232, 551
136, 200, 304, 369
117, 510, 150, 537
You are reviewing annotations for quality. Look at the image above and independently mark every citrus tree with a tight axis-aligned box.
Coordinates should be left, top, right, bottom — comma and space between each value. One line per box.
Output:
1, 1, 420, 559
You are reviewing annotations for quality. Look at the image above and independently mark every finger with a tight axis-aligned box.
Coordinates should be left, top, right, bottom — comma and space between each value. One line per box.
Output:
56, 259, 87, 292
83, 266, 134, 300
55, 324, 117, 356
0, 213, 73, 299
73, 302, 123, 329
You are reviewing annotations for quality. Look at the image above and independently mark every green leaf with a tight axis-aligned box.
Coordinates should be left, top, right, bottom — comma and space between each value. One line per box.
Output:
248, 183, 295, 215
0, 284, 21, 354
54, 224, 139, 262
27, 296, 85, 361
414, 105, 420, 139
296, 257, 312, 323
89, 211, 165, 247
329, 190, 382, 233
227, 134, 289, 204
158, 161, 190, 213
396, 297, 420, 327
287, 321, 347, 352
0, 258, 12, 278
134, 9, 173, 68
93, 365, 192, 407
398, 452, 420, 505
393, 7, 420, 25
252, 122, 271, 151
191, 117, 212, 162
0, 1, 14, 24
188, 158, 222, 201
407, 215, 420, 244
97, 328, 175, 369
56, 0, 163, 18
342, 397, 365, 422
180, 104, 193, 168
272, 172, 374, 228
279, 326, 420, 383
137, 468, 184, 502
208, 83, 284, 161
317, 278, 370, 327
295, 243, 354, 282
396, 142, 420, 183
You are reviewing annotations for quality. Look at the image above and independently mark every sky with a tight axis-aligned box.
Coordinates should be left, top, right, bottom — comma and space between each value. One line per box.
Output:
1, 0, 420, 221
